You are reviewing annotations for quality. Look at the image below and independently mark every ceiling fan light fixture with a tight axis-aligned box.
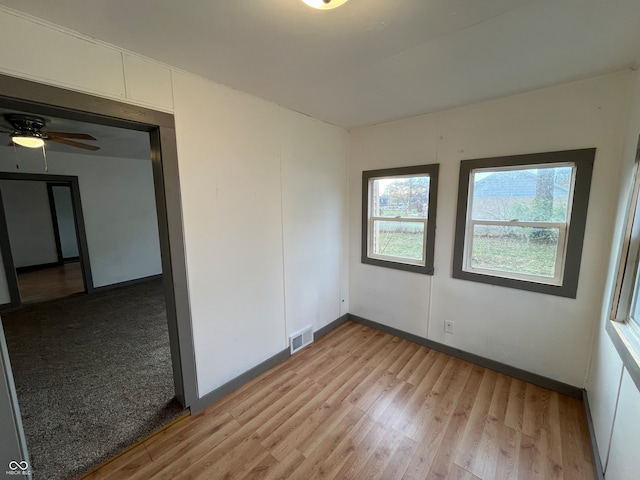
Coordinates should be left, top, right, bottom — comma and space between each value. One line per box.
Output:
11, 132, 45, 148
301, 0, 349, 10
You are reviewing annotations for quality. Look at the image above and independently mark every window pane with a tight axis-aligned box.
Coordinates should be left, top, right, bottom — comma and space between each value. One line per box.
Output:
470, 225, 559, 278
372, 220, 425, 262
371, 176, 430, 218
471, 165, 573, 222
629, 265, 640, 327
631, 292, 640, 327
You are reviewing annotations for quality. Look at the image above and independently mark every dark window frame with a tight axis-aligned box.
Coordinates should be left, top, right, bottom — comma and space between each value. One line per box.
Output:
361, 164, 439, 275
452, 148, 595, 298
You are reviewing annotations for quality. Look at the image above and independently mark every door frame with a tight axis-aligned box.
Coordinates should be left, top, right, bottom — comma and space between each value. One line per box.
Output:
0, 73, 197, 410
0, 190, 19, 308
0, 323, 31, 479
0, 173, 93, 306
47, 182, 80, 264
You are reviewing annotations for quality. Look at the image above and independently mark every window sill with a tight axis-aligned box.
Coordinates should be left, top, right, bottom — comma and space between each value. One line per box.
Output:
606, 319, 640, 392
451, 269, 577, 298
361, 256, 434, 275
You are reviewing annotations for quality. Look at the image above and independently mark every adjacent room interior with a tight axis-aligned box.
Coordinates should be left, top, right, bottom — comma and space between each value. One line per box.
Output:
1, 177, 84, 303
0, 1, 639, 480
0, 108, 186, 479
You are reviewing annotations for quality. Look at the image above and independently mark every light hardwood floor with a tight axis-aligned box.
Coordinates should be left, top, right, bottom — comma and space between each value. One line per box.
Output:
84, 321, 596, 480
17, 262, 84, 303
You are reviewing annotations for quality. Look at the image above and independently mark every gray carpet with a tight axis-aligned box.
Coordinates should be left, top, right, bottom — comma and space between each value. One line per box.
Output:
1, 279, 186, 480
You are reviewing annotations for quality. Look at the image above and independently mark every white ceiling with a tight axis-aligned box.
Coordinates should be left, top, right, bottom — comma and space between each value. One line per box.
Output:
0, 0, 639, 129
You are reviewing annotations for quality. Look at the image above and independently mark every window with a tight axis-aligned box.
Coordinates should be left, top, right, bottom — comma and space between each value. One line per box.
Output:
612, 138, 640, 327
608, 136, 640, 387
453, 149, 595, 298
362, 164, 439, 274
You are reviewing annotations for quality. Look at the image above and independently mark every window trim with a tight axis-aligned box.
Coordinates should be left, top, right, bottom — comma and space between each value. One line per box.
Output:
611, 160, 640, 322
361, 164, 439, 274
608, 136, 640, 392
452, 149, 595, 298
462, 161, 576, 286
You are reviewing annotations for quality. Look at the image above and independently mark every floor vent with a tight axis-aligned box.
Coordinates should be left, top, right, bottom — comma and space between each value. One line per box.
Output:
290, 325, 313, 354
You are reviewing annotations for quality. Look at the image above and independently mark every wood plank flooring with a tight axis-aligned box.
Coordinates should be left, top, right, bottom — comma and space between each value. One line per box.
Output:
17, 262, 84, 303
83, 321, 596, 480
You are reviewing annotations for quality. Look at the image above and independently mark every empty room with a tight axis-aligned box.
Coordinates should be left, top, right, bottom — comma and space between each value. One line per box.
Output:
0, 1, 639, 480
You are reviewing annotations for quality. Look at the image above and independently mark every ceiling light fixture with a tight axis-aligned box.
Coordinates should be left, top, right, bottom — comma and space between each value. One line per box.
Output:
11, 132, 45, 148
301, 0, 349, 10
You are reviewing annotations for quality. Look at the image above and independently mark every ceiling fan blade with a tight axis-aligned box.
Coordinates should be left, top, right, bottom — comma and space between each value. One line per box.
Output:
48, 137, 100, 151
46, 132, 97, 140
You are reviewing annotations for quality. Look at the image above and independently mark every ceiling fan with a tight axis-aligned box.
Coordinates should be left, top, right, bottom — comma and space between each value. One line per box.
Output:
1, 113, 99, 151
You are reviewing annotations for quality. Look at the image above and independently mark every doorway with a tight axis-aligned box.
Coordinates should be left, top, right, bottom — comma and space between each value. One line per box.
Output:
0, 174, 91, 306
0, 74, 196, 478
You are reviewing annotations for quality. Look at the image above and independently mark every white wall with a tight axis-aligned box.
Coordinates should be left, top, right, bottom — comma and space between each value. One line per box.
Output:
349, 72, 632, 387
604, 370, 640, 479
0, 9, 173, 112
279, 107, 349, 336
0, 150, 162, 289
586, 70, 640, 479
0, 180, 58, 268
172, 73, 286, 396
172, 72, 348, 395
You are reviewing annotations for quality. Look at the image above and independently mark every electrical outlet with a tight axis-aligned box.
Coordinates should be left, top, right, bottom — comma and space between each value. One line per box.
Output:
445, 320, 454, 334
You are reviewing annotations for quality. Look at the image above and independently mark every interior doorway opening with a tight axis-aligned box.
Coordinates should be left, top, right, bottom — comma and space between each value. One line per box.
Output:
0, 120, 181, 479
0, 73, 196, 480
0, 174, 91, 306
